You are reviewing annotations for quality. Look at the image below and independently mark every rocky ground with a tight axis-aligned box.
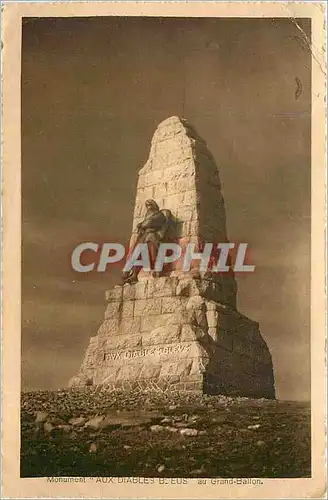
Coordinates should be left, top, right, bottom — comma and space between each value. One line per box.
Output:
21, 388, 310, 478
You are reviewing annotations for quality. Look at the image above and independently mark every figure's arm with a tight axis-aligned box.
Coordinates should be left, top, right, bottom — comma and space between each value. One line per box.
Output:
139, 212, 166, 230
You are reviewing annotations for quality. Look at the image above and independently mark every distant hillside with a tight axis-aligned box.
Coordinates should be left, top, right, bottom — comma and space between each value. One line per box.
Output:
21, 388, 310, 478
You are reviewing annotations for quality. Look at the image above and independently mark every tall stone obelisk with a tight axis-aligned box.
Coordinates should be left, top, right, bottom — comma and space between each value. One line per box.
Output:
69, 117, 275, 399
133, 116, 227, 243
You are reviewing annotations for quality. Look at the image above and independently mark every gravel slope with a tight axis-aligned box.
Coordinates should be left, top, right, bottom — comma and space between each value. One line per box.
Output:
21, 388, 311, 478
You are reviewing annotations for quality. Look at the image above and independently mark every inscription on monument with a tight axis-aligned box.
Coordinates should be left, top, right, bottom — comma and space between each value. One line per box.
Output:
106, 343, 191, 361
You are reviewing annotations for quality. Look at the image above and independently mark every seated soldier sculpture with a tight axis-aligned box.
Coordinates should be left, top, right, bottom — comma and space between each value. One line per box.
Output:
122, 199, 173, 284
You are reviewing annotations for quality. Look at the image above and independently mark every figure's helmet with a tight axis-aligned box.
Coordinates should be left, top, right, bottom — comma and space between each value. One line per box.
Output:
145, 199, 159, 211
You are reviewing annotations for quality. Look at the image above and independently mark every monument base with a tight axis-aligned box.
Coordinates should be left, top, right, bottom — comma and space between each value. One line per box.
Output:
69, 276, 275, 399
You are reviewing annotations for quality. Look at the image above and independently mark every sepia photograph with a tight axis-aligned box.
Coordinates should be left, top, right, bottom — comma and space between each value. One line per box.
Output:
1, 2, 326, 499
20, 14, 312, 478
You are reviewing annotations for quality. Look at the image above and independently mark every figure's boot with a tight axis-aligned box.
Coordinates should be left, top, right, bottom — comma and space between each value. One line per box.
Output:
122, 270, 138, 284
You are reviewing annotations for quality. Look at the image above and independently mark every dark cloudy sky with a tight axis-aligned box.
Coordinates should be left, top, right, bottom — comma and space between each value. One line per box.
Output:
22, 17, 311, 401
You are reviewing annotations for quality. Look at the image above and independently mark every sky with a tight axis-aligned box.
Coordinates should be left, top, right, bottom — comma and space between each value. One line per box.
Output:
22, 17, 311, 400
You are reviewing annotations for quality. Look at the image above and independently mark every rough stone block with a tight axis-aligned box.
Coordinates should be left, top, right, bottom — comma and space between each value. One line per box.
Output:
154, 185, 169, 199
122, 283, 136, 301
180, 324, 207, 342
140, 312, 183, 332
161, 192, 180, 209
186, 295, 204, 309
122, 300, 134, 318
184, 380, 204, 391
135, 186, 153, 203
161, 297, 184, 314
176, 205, 197, 222
159, 360, 193, 379
134, 280, 148, 300
97, 319, 120, 336
116, 364, 143, 381
132, 216, 144, 233
105, 301, 122, 320
104, 334, 142, 351
147, 277, 178, 298
176, 279, 200, 297
140, 314, 160, 332
182, 189, 199, 205
138, 364, 161, 379
142, 325, 181, 346
133, 203, 144, 218
185, 296, 208, 330
105, 286, 123, 302
206, 309, 219, 329
134, 298, 162, 317
206, 300, 217, 311
189, 357, 209, 377
120, 317, 141, 335
144, 170, 163, 187
208, 327, 218, 342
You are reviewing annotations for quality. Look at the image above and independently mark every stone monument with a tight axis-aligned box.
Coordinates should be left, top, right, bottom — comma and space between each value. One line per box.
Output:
69, 116, 275, 398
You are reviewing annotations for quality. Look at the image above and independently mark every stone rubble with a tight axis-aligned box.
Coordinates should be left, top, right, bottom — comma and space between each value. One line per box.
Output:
21, 389, 311, 478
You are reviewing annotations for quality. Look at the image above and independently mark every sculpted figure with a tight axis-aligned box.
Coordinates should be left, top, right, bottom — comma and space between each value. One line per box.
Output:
122, 199, 173, 284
